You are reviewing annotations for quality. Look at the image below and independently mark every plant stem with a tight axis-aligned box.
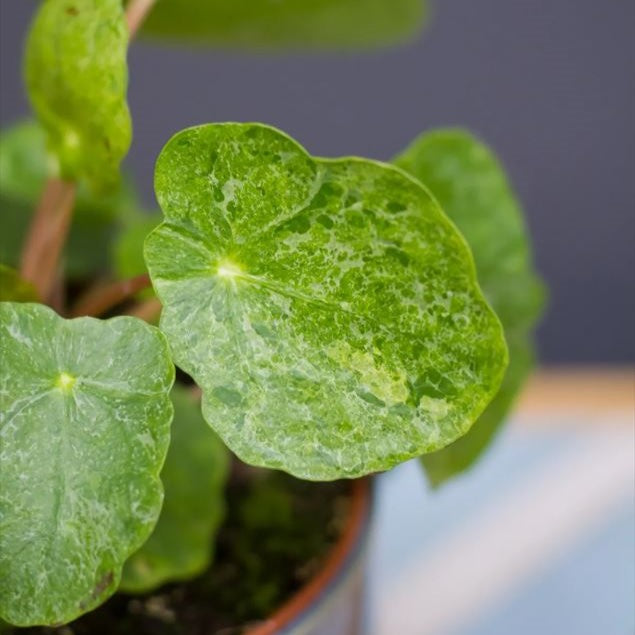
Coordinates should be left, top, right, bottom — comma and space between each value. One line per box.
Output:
70, 273, 151, 317
126, 297, 162, 322
49, 273, 67, 314
126, 0, 157, 37
20, 178, 76, 303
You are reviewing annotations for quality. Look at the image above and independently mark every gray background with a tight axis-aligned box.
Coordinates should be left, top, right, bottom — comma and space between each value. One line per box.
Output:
1, 0, 633, 363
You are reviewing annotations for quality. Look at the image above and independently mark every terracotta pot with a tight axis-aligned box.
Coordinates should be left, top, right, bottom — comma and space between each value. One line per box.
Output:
245, 478, 373, 635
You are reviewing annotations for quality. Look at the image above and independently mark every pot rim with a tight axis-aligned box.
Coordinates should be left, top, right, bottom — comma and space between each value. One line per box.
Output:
245, 477, 372, 635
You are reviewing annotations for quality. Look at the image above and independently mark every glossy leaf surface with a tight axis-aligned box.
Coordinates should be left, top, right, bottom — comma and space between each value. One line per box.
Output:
142, 0, 426, 49
0, 303, 174, 626
145, 123, 507, 480
120, 386, 229, 592
394, 129, 545, 484
25, 0, 131, 191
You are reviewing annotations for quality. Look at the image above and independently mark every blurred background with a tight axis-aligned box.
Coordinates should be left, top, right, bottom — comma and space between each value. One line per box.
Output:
1, 0, 634, 363
1, 1, 633, 634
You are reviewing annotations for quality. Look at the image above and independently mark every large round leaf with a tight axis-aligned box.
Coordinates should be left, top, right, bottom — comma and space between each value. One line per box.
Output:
145, 123, 507, 480
0, 303, 174, 626
394, 129, 545, 484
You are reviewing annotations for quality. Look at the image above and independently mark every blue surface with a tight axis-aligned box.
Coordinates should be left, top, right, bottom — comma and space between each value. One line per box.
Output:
370, 424, 585, 581
463, 504, 635, 635
369, 420, 635, 634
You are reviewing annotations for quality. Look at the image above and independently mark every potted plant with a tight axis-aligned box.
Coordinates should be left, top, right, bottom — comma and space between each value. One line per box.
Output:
0, 0, 544, 633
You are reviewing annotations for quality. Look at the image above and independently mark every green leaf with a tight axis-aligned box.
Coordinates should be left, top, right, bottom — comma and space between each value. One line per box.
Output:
0, 265, 39, 302
120, 386, 229, 593
394, 130, 545, 333
0, 121, 138, 277
24, 0, 131, 192
0, 303, 174, 626
0, 120, 51, 201
142, 0, 427, 49
145, 123, 507, 480
421, 335, 533, 486
113, 212, 161, 282
394, 129, 545, 484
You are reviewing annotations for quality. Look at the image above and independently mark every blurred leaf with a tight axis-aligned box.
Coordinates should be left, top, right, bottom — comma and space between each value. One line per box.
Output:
0, 120, 51, 200
120, 386, 229, 593
25, 0, 131, 191
112, 212, 161, 300
114, 212, 161, 277
0, 121, 139, 278
0, 265, 39, 302
142, 0, 427, 49
394, 129, 546, 485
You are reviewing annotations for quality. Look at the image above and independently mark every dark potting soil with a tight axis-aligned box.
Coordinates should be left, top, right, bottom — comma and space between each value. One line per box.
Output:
11, 469, 351, 635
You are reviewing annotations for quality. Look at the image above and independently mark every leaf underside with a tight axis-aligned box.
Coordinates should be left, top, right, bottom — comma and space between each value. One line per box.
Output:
24, 0, 131, 191
142, 0, 427, 49
394, 129, 545, 485
145, 123, 508, 481
0, 303, 174, 626
120, 386, 229, 593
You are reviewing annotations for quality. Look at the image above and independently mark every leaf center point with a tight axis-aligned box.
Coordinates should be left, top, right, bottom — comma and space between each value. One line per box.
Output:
56, 371, 76, 392
215, 258, 244, 280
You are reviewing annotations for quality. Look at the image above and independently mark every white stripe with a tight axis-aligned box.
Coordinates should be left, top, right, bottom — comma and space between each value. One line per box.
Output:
373, 426, 634, 635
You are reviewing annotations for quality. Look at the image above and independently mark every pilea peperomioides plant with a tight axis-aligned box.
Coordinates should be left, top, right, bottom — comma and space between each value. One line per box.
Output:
0, 0, 543, 628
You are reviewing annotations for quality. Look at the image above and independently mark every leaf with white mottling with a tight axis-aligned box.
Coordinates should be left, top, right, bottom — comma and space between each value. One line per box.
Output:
25, 0, 131, 191
145, 123, 508, 480
120, 386, 229, 593
394, 129, 545, 484
0, 303, 174, 626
